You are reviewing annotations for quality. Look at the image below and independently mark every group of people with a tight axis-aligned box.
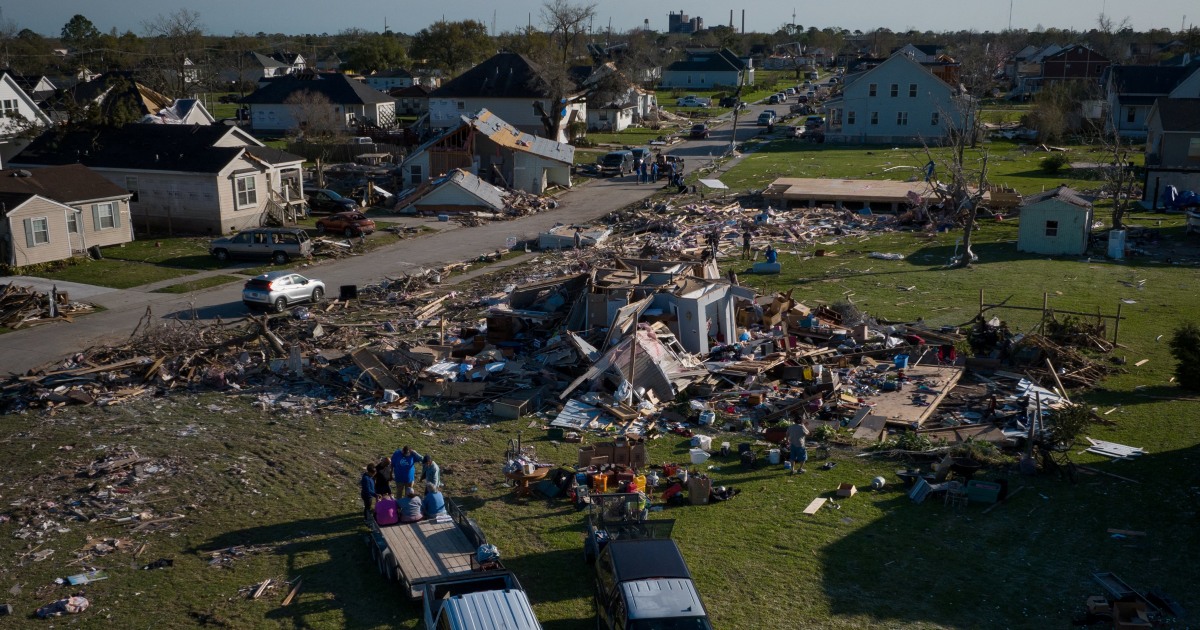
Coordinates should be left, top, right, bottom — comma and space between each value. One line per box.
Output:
359, 446, 447, 525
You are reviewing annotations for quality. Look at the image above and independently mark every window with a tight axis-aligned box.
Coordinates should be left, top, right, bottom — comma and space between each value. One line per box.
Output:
897, 112, 908, 126
868, 83, 877, 97
890, 84, 898, 97
94, 202, 116, 229
125, 176, 139, 202
1045, 220, 1059, 237
870, 111, 878, 125
0, 99, 17, 116
410, 165, 423, 186
847, 111, 856, 125
909, 83, 918, 97
456, 101, 465, 110
931, 112, 940, 126
25, 217, 50, 246
1187, 138, 1200, 159
235, 175, 257, 208
1126, 107, 1136, 123
67, 212, 79, 234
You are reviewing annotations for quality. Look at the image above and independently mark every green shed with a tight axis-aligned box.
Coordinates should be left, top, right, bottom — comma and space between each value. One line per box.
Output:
1016, 186, 1094, 256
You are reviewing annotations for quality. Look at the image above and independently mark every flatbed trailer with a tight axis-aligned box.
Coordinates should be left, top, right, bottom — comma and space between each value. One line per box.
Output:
367, 498, 494, 599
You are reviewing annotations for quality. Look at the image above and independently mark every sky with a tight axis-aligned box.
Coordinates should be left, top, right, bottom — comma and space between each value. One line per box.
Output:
5, 0, 1194, 38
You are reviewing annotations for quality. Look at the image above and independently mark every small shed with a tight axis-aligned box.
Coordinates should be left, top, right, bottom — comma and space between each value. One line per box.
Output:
397, 169, 508, 216
1017, 186, 1094, 256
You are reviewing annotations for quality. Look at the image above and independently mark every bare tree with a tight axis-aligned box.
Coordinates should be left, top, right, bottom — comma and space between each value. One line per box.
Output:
285, 91, 344, 140
1099, 126, 1138, 230
921, 95, 989, 268
527, 0, 597, 141
142, 9, 204, 97
541, 0, 596, 69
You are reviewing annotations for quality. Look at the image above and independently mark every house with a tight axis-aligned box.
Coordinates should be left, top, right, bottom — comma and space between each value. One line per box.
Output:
0, 71, 54, 164
5, 72, 56, 105
1016, 186, 1093, 256
12, 125, 305, 235
364, 68, 414, 92
576, 62, 658, 131
1103, 63, 1200, 139
240, 73, 397, 133
1007, 43, 1063, 96
659, 48, 753, 89
390, 84, 430, 116
892, 44, 946, 64
1038, 44, 1111, 90
1144, 97, 1200, 208
271, 52, 306, 73
396, 168, 508, 216
217, 52, 293, 89
428, 53, 586, 143
824, 52, 973, 145
313, 52, 344, 72
399, 108, 573, 195
142, 98, 216, 125
0, 165, 134, 267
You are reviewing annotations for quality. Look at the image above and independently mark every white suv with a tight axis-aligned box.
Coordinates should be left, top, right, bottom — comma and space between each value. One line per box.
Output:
242, 271, 326, 312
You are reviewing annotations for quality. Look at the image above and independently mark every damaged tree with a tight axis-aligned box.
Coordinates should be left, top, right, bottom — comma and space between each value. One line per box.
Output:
531, 0, 595, 142
922, 94, 989, 268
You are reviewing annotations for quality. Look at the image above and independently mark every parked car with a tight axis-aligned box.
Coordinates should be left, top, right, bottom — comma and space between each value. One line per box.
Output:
689, 123, 710, 139
717, 96, 740, 108
210, 227, 313, 264
768, 94, 783, 105
757, 112, 776, 126
598, 150, 636, 176
785, 87, 797, 96
675, 95, 712, 108
807, 70, 819, 80
242, 271, 325, 312
305, 188, 359, 214
316, 211, 376, 236
218, 94, 241, 104
805, 115, 825, 129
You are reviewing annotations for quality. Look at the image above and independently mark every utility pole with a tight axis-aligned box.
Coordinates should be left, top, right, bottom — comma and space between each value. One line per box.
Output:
1008, 0, 1013, 31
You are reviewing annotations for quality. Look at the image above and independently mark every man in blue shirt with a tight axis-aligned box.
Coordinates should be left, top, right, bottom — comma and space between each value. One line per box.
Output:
392, 446, 422, 495
765, 244, 778, 264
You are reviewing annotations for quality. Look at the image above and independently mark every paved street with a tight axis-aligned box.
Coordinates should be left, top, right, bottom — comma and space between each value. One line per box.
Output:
0, 102, 782, 375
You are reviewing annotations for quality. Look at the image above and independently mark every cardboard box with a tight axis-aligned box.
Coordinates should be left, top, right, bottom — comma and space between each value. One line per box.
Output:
1085, 596, 1110, 615
836, 483, 857, 498
687, 475, 712, 505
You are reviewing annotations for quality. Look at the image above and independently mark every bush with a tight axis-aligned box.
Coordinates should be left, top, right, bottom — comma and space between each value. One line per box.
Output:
1168, 322, 1200, 391
1040, 153, 1070, 174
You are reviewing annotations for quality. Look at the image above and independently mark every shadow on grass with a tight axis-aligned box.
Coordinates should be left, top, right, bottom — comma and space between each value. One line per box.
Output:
506, 547, 593, 606
818, 444, 1200, 628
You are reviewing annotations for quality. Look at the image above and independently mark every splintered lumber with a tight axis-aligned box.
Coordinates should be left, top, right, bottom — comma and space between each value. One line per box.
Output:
281, 577, 303, 606
350, 348, 402, 391
251, 578, 272, 600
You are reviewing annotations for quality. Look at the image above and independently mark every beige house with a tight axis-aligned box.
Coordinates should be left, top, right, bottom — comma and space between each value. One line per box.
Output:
12, 125, 304, 235
0, 165, 133, 267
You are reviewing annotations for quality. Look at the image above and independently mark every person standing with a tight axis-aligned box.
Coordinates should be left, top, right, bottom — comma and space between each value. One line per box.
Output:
573, 227, 582, 250
421, 455, 441, 489
742, 228, 753, 259
786, 418, 811, 474
391, 446, 422, 495
651, 161, 659, 183
360, 463, 377, 521
373, 458, 392, 498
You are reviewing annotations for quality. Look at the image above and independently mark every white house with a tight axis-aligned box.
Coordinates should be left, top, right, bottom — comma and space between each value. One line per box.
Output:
659, 48, 753, 89
364, 69, 414, 93
428, 53, 586, 143
824, 52, 972, 145
1103, 64, 1200, 139
0, 72, 53, 165
240, 73, 397, 133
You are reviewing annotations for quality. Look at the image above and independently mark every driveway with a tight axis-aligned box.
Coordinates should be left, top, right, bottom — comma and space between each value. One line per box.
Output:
0, 121, 773, 376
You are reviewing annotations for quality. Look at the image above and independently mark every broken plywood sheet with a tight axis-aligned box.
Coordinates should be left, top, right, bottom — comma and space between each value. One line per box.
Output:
866, 365, 964, 427
1084, 437, 1146, 460
851, 414, 888, 441
916, 423, 1008, 444
803, 498, 828, 514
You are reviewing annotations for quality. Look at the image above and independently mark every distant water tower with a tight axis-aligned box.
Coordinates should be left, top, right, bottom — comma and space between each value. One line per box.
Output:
644, 18, 650, 31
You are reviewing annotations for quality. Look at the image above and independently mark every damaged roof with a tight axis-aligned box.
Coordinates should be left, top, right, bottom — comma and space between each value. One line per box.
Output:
1021, 185, 1092, 209
466, 109, 574, 164
430, 52, 562, 99
240, 73, 394, 105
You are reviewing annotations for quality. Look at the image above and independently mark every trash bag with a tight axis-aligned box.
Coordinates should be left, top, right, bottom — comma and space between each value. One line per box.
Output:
475, 544, 500, 564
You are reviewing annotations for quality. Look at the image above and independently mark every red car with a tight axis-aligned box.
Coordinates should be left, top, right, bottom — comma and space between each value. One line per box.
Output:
315, 211, 376, 237
690, 123, 710, 139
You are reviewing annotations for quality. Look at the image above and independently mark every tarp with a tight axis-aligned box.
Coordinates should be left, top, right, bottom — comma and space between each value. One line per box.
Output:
699, 178, 728, 190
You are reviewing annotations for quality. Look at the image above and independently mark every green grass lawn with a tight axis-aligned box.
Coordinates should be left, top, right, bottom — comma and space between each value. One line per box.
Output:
102, 236, 225, 270
587, 127, 679, 147
34, 257, 196, 289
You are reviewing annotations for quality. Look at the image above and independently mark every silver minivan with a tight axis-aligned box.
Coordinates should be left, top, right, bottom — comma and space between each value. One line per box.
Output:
210, 228, 313, 265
